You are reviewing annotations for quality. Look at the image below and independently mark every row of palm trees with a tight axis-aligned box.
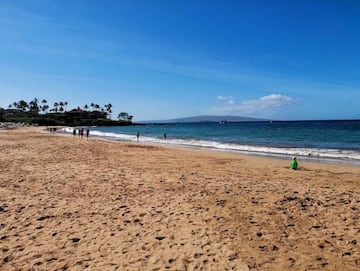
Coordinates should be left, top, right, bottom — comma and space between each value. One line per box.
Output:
8, 99, 67, 114
8, 98, 116, 119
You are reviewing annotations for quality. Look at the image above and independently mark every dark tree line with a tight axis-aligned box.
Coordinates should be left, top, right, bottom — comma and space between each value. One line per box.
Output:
1, 98, 134, 126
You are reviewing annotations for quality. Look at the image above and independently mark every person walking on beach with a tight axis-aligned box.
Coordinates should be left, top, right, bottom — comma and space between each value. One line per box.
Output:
136, 131, 140, 143
290, 156, 298, 170
86, 129, 90, 138
163, 133, 167, 140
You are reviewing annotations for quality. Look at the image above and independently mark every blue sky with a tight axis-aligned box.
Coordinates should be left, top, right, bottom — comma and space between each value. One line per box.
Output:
1, 0, 359, 121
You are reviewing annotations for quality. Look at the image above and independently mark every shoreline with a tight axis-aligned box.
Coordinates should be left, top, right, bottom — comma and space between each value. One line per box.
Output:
1, 127, 359, 270
57, 126, 360, 166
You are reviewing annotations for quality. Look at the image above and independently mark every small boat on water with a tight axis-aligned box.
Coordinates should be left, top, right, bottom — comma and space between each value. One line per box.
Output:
219, 120, 228, 124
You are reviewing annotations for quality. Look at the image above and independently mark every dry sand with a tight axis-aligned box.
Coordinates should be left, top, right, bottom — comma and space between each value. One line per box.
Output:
0, 127, 359, 271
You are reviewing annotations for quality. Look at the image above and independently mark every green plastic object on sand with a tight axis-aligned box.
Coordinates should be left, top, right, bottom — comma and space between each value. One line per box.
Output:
290, 157, 298, 170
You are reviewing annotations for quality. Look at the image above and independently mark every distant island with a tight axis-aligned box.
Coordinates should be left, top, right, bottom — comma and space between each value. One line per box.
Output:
0, 98, 134, 127
139, 115, 269, 124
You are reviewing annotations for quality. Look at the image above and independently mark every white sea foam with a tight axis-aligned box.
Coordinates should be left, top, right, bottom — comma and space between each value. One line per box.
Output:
86, 130, 360, 164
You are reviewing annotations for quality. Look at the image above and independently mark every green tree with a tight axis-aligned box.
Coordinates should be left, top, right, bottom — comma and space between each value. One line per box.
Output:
59, 102, 64, 113
105, 103, 113, 119
53, 102, 59, 113
41, 99, 49, 113
12, 101, 18, 109
18, 100, 29, 111
90, 103, 100, 111
118, 112, 129, 121
29, 98, 40, 113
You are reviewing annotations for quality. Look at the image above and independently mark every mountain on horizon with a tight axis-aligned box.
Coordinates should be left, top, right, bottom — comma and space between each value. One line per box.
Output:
138, 115, 269, 124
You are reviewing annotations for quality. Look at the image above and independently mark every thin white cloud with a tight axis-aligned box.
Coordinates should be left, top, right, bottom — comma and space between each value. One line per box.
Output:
217, 96, 236, 105
242, 94, 295, 109
217, 96, 230, 100
212, 94, 298, 116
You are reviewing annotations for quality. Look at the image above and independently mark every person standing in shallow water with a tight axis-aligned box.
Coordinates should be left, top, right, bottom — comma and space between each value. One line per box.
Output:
136, 131, 140, 143
290, 156, 298, 170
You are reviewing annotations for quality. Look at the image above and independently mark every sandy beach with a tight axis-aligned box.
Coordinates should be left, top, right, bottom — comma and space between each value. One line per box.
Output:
0, 127, 359, 271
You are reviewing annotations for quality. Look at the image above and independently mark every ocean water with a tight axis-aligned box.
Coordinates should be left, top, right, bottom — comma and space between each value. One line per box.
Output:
65, 120, 360, 165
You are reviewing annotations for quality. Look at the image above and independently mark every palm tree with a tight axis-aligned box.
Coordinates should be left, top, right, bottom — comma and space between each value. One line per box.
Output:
118, 112, 129, 121
105, 103, 113, 119
18, 100, 28, 111
59, 101, 64, 113
33, 98, 39, 108
29, 101, 35, 111
29, 98, 39, 112
12, 101, 18, 109
90, 102, 100, 111
41, 99, 48, 114
42, 104, 49, 114
53, 102, 59, 113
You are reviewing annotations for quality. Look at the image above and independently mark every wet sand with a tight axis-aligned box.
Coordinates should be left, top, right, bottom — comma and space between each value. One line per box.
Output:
0, 127, 359, 270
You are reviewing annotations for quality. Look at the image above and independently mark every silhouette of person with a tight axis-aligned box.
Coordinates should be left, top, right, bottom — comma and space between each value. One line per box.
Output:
163, 133, 167, 140
136, 131, 140, 143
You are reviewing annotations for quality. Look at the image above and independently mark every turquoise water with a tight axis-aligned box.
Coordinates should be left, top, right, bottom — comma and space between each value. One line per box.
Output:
70, 120, 360, 164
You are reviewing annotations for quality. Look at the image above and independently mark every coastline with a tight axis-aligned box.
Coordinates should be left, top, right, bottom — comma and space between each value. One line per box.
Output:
75, 123, 360, 166
1, 127, 359, 270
